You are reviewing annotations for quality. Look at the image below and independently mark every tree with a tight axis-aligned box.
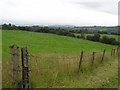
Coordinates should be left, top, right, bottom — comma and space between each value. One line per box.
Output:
76, 35, 80, 38
93, 33, 100, 41
100, 36, 119, 45
98, 31, 107, 34
86, 35, 93, 40
86, 33, 100, 42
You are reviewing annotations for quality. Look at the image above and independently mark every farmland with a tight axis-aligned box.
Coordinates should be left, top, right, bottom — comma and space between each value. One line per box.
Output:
2, 30, 117, 58
2, 30, 118, 88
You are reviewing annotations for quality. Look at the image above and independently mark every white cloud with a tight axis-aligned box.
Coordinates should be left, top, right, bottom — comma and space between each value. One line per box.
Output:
0, 0, 118, 26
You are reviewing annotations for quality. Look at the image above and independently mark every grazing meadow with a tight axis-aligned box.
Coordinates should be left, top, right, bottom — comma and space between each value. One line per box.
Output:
2, 30, 118, 88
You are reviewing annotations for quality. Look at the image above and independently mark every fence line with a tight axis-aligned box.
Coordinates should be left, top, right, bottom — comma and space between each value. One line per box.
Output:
9, 44, 118, 87
111, 48, 116, 56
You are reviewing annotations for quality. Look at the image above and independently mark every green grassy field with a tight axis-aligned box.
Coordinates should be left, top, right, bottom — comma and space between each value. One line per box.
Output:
2, 30, 118, 88
2, 30, 116, 59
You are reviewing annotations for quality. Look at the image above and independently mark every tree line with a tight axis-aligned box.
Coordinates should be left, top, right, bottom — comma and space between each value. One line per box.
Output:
86, 34, 120, 45
2, 24, 75, 37
2, 23, 120, 46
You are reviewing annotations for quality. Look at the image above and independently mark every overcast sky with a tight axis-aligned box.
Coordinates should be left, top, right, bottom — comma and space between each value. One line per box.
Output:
0, 0, 119, 26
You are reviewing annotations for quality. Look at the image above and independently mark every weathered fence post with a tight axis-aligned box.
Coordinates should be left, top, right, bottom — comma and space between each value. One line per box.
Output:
117, 47, 119, 55
21, 46, 29, 89
101, 49, 105, 63
111, 49, 113, 56
9, 45, 19, 86
91, 52, 96, 66
111, 49, 116, 56
117, 47, 120, 56
78, 51, 83, 72
113, 49, 116, 55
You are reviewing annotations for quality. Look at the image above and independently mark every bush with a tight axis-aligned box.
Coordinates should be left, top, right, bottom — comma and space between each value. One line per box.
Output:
98, 31, 107, 34
86, 35, 93, 40
86, 33, 100, 42
81, 33, 85, 39
76, 35, 81, 38
93, 33, 100, 41
100, 36, 119, 45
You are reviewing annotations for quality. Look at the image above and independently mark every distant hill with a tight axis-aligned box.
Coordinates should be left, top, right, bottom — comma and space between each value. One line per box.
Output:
1, 24, 119, 34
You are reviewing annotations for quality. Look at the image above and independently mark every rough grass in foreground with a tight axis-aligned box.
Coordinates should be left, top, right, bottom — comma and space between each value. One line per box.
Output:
2, 52, 118, 88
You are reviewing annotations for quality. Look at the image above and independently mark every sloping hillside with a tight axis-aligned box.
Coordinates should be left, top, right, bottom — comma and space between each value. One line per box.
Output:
2, 30, 116, 59
2, 30, 118, 88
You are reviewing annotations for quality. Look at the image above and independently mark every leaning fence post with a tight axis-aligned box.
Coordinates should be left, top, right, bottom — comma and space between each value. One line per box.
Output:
9, 44, 19, 86
91, 52, 96, 66
78, 51, 83, 72
21, 46, 29, 89
101, 49, 105, 63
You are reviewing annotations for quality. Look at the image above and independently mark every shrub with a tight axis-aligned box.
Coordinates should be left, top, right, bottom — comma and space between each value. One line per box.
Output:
100, 36, 119, 45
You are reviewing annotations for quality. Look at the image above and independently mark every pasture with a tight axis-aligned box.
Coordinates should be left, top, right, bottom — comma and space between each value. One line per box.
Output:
2, 30, 118, 88
2, 30, 116, 59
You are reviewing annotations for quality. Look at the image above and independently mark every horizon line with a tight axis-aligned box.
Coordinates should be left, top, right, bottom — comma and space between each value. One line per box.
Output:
0, 23, 118, 27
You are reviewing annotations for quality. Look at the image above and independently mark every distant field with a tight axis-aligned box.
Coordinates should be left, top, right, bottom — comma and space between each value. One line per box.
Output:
2, 30, 116, 59
2, 30, 118, 88
74, 33, 119, 41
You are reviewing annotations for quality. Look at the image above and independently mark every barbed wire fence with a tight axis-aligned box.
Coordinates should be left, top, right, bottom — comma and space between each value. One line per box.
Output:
9, 44, 119, 88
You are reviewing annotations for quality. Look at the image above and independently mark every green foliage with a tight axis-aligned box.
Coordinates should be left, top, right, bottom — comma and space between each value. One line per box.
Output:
76, 35, 81, 38
98, 31, 108, 34
86, 33, 101, 42
2, 24, 75, 38
86, 34, 119, 45
80, 33, 85, 39
100, 36, 120, 45
70, 29, 88, 34
2, 24, 18, 30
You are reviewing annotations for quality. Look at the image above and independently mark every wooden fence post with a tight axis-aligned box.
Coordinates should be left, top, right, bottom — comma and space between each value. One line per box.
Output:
113, 49, 116, 55
21, 46, 29, 89
101, 49, 105, 63
78, 51, 83, 72
9, 45, 19, 85
117, 47, 119, 55
91, 52, 96, 66
117, 47, 120, 56
111, 49, 113, 56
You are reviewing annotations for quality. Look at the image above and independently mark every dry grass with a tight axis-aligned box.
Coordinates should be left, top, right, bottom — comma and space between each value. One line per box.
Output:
2, 51, 118, 88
